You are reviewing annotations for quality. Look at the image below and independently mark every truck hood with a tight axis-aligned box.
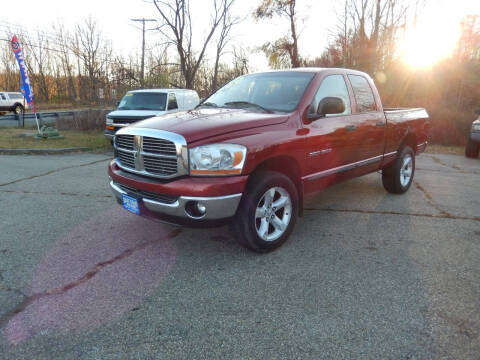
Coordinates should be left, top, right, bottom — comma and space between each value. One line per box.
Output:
129, 108, 290, 143
107, 109, 166, 119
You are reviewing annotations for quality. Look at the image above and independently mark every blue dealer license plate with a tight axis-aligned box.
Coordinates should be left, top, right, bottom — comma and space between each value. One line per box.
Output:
122, 194, 140, 215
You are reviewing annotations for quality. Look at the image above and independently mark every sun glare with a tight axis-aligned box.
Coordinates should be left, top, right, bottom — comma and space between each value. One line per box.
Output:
400, 12, 461, 68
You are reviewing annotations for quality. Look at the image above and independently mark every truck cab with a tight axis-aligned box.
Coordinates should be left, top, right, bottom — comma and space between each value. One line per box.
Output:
104, 89, 199, 140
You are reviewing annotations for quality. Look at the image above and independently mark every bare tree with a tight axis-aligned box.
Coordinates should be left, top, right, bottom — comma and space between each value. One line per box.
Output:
72, 16, 112, 102
211, 0, 241, 92
22, 31, 53, 102
152, 0, 234, 89
318, 0, 411, 72
0, 40, 17, 92
53, 24, 78, 102
254, 0, 301, 68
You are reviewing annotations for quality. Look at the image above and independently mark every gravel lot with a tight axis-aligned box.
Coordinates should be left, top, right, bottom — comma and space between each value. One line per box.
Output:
0, 152, 479, 359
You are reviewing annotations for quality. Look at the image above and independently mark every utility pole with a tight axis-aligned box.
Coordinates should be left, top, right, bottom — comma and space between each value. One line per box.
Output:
131, 18, 156, 87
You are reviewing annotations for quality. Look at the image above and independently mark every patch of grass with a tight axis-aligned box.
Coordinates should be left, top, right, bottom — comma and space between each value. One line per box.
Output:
0, 127, 111, 151
425, 144, 464, 156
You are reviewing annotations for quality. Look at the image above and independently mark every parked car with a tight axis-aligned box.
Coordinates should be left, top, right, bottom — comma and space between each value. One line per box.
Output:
108, 68, 429, 252
104, 89, 199, 140
465, 108, 480, 158
0, 92, 28, 114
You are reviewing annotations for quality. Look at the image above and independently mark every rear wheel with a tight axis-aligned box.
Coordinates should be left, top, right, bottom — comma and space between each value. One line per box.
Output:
13, 104, 24, 115
382, 146, 415, 194
465, 138, 479, 158
231, 171, 298, 253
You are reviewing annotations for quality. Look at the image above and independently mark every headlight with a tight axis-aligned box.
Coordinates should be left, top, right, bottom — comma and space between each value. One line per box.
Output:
106, 117, 113, 125
473, 123, 480, 131
189, 144, 246, 176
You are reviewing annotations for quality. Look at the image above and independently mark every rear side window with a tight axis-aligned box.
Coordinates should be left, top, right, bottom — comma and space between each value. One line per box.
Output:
311, 75, 351, 116
348, 75, 377, 112
8, 93, 23, 99
168, 93, 178, 110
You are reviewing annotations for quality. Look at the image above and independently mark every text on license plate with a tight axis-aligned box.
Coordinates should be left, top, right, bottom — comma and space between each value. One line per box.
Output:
122, 194, 140, 215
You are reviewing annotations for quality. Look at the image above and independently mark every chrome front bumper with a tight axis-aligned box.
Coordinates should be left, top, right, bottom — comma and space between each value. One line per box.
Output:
110, 181, 242, 220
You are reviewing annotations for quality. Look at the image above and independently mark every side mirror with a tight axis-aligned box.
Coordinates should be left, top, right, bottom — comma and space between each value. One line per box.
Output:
318, 97, 345, 116
307, 97, 345, 120
115, 101, 120, 108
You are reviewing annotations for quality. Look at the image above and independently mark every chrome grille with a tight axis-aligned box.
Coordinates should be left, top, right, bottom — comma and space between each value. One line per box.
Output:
143, 137, 177, 156
115, 135, 134, 150
113, 129, 186, 179
117, 150, 135, 168
144, 155, 177, 175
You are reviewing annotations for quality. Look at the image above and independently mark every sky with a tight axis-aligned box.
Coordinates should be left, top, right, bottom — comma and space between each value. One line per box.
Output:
0, 0, 478, 71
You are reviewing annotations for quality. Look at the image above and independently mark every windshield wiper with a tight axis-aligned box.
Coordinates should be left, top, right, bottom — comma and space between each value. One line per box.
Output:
224, 101, 273, 113
196, 101, 218, 108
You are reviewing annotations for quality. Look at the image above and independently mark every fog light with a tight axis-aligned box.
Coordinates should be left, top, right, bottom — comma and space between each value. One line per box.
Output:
196, 203, 206, 215
185, 201, 207, 218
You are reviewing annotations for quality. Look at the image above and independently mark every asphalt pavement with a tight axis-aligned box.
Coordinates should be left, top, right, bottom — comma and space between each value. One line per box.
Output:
0, 152, 479, 359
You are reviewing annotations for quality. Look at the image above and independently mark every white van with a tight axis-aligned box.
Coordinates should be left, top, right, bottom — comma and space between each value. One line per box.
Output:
105, 89, 199, 139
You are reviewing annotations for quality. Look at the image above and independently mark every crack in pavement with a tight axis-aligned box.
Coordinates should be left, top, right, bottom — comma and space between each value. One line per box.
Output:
0, 228, 182, 330
416, 167, 479, 175
413, 180, 453, 218
0, 158, 111, 187
0, 189, 114, 199
437, 311, 478, 339
304, 207, 480, 222
426, 154, 480, 175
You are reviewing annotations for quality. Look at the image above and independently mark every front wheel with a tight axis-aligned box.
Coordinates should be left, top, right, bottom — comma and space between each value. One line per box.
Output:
382, 146, 415, 194
465, 138, 479, 158
231, 171, 298, 253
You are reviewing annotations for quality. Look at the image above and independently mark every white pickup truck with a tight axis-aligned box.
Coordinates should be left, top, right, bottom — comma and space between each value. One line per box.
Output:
0, 92, 28, 114
104, 89, 200, 140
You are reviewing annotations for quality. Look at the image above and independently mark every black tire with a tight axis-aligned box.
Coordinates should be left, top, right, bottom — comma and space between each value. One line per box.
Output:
465, 138, 479, 158
382, 146, 415, 194
13, 104, 24, 115
231, 171, 298, 253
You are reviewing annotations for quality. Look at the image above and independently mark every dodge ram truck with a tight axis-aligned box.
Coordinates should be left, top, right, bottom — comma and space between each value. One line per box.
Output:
108, 68, 429, 252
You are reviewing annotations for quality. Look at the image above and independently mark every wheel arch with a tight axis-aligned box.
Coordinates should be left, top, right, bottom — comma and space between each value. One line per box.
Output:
399, 131, 418, 153
248, 155, 304, 216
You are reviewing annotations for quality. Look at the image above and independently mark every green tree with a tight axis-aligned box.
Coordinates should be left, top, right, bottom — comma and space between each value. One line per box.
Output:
254, 0, 301, 68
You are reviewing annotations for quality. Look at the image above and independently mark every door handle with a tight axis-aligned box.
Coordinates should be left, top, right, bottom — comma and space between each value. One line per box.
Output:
345, 125, 357, 132
376, 121, 385, 127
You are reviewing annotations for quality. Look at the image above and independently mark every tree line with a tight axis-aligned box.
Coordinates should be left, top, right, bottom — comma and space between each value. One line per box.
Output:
0, 0, 479, 145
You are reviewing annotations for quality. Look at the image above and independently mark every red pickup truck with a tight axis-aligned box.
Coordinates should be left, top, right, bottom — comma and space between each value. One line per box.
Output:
108, 68, 429, 252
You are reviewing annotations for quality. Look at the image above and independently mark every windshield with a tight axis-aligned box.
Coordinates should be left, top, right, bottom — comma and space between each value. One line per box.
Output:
118, 92, 167, 111
203, 72, 315, 112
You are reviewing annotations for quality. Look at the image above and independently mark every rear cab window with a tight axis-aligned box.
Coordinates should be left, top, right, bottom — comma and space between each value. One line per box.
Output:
348, 75, 377, 113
